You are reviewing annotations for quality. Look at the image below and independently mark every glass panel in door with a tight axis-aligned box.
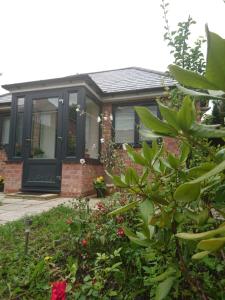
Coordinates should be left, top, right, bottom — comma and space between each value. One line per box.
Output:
30, 98, 58, 159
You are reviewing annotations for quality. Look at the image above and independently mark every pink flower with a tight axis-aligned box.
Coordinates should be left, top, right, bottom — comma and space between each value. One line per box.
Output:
50, 281, 66, 300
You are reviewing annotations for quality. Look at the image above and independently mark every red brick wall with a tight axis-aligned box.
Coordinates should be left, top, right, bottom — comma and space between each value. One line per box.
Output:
0, 149, 7, 179
61, 163, 104, 197
4, 162, 23, 193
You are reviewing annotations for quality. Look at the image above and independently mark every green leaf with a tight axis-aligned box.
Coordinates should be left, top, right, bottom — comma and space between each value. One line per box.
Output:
177, 96, 196, 131
188, 162, 216, 178
124, 227, 151, 247
190, 159, 225, 184
186, 209, 209, 225
176, 224, 225, 240
174, 182, 200, 204
167, 153, 180, 169
177, 84, 225, 100
205, 27, 225, 92
214, 184, 225, 203
190, 123, 225, 138
169, 64, 218, 90
139, 129, 163, 140
192, 251, 210, 260
146, 267, 177, 283
155, 277, 175, 300
139, 199, 154, 227
158, 102, 180, 131
142, 141, 154, 162
179, 143, 190, 163
126, 145, 147, 166
112, 175, 128, 188
197, 237, 225, 251
135, 106, 177, 136
215, 148, 225, 163
108, 200, 139, 217
125, 168, 139, 185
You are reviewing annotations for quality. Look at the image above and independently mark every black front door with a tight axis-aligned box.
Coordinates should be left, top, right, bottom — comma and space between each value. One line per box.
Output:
22, 92, 64, 192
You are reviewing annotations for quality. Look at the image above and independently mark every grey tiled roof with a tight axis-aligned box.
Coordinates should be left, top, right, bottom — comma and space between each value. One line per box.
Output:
0, 93, 12, 103
89, 67, 175, 94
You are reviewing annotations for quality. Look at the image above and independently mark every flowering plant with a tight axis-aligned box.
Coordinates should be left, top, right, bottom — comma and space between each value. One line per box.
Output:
93, 176, 106, 198
50, 281, 66, 300
93, 176, 105, 189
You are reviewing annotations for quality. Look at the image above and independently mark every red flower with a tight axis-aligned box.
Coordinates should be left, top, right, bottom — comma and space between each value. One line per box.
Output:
117, 227, 125, 237
66, 218, 73, 225
50, 281, 66, 300
81, 239, 88, 247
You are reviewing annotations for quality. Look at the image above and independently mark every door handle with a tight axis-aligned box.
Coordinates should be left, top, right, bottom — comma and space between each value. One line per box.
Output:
57, 136, 63, 141
26, 138, 31, 142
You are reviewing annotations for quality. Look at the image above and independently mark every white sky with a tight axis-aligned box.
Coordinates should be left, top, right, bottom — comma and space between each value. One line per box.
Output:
0, 0, 224, 94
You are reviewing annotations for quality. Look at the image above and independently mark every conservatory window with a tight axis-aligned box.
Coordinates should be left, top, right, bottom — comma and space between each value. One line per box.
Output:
67, 93, 78, 156
85, 97, 100, 159
14, 97, 25, 156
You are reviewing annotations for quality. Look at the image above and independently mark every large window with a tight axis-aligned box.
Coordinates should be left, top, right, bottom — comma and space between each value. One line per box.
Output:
114, 106, 135, 143
67, 93, 78, 157
14, 97, 25, 156
0, 115, 10, 146
85, 97, 100, 159
30, 98, 58, 159
113, 103, 158, 145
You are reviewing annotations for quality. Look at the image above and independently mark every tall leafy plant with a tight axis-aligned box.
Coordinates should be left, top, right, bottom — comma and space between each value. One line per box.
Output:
161, 0, 206, 74
108, 29, 225, 299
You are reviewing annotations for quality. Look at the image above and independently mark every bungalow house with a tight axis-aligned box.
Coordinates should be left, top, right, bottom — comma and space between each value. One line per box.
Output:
0, 67, 176, 196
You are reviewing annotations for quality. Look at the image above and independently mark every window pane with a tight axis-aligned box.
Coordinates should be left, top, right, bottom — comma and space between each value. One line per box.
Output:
67, 93, 78, 156
85, 97, 99, 159
1, 116, 10, 145
115, 106, 135, 143
15, 98, 24, 156
139, 106, 158, 141
30, 98, 58, 159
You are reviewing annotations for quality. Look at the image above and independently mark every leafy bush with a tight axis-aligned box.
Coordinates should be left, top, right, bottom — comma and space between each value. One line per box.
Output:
109, 28, 225, 299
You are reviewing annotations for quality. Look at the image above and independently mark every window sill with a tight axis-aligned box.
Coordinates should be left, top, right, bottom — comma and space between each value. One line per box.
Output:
63, 157, 101, 165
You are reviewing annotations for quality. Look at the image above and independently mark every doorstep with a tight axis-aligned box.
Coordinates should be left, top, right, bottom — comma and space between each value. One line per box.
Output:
5, 192, 59, 201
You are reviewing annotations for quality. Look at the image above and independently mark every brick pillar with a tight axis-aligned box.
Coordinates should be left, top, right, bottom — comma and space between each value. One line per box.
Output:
4, 162, 23, 193
61, 162, 104, 197
0, 149, 7, 178
102, 103, 113, 144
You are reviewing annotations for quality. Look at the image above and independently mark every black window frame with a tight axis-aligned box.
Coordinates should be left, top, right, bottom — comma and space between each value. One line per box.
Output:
83, 89, 102, 165
8, 87, 102, 164
8, 94, 26, 160
0, 112, 10, 151
112, 100, 160, 147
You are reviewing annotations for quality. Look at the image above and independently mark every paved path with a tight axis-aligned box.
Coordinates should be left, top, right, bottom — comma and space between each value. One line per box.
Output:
0, 194, 101, 225
0, 194, 74, 225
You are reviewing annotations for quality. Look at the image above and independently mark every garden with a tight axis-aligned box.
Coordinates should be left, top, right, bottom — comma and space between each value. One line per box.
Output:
1, 6, 225, 300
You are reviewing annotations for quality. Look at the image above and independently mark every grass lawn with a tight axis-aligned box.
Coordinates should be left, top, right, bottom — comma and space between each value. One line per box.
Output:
0, 196, 151, 300
0, 205, 79, 299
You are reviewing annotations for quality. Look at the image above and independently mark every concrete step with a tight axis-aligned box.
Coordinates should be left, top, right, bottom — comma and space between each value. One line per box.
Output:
5, 192, 59, 201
